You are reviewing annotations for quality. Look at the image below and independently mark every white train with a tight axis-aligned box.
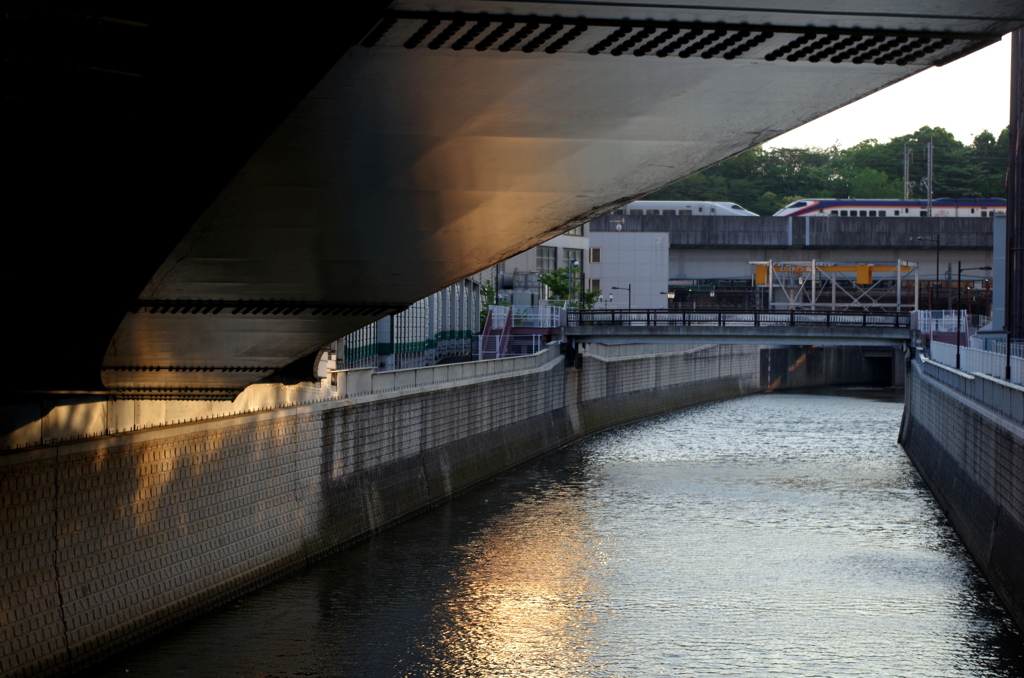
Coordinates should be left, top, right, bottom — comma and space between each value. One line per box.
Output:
611, 200, 759, 217
773, 198, 1007, 218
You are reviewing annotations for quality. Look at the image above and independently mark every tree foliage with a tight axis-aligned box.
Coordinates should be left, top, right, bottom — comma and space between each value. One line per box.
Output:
645, 126, 1010, 215
538, 265, 601, 309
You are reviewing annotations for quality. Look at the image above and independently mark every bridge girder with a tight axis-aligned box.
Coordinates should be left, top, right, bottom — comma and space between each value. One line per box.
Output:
6, 1, 1023, 398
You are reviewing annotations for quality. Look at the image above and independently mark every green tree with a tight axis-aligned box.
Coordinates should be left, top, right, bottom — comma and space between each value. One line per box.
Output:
538, 265, 600, 309
849, 168, 902, 198
644, 124, 1009, 208
479, 279, 508, 327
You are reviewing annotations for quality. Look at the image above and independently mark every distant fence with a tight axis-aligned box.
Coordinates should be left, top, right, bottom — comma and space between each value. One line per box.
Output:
334, 342, 562, 396
920, 357, 1024, 425
929, 341, 1023, 386
489, 305, 564, 328
477, 334, 547, 360
569, 308, 910, 328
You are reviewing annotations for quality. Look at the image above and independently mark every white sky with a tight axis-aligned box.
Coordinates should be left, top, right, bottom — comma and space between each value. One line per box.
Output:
764, 35, 1012, 150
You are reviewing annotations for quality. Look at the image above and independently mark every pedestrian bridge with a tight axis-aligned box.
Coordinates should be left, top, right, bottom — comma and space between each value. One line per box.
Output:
566, 309, 912, 346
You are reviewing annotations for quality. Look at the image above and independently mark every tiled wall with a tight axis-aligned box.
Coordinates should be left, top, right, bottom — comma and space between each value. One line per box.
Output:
900, 360, 1024, 628
3, 344, 782, 676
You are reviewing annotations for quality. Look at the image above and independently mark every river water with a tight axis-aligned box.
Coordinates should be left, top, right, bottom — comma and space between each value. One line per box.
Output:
90, 390, 1023, 677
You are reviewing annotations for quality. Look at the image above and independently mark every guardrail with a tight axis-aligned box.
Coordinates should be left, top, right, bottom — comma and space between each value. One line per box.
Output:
568, 308, 911, 328
929, 341, 1023, 385
489, 305, 564, 328
333, 342, 562, 397
919, 357, 1024, 425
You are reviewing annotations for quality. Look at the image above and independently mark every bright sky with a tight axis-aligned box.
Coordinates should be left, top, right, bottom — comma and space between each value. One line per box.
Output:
764, 35, 1012, 150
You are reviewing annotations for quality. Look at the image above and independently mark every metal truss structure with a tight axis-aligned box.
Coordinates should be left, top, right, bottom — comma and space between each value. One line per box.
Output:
751, 260, 920, 312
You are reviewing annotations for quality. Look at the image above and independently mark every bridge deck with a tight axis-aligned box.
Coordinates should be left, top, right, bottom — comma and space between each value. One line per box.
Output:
566, 309, 912, 346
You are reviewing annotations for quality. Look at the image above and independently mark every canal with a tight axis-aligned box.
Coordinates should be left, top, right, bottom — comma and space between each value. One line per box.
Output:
89, 390, 1023, 677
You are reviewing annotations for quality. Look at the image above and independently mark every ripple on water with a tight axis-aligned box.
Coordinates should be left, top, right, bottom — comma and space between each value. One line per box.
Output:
87, 390, 1023, 678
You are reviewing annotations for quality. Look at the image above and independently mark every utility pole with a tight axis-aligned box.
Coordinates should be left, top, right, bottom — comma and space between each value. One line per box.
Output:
926, 138, 934, 217
903, 143, 911, 200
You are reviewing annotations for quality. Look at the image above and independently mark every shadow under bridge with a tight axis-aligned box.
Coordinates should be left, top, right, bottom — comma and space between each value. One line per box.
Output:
6, 2, 1020, 398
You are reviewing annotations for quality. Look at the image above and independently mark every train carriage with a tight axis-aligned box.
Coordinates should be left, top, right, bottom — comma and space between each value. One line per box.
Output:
773, 198, 1006, 218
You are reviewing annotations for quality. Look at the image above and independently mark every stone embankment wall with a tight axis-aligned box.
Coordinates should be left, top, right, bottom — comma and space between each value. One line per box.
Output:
900, 359, 1024, 629
2, 344, 877, 677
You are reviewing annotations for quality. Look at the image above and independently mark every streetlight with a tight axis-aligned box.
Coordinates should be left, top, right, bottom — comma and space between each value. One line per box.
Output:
567, 260, 578, 308
956, 262, 992, 370
612, 284, 632, 309
916, 236, 940, 310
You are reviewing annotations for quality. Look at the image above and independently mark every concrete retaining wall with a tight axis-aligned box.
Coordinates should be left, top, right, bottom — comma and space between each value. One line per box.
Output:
3, 344, 875, 676
899, 359, 1024, 629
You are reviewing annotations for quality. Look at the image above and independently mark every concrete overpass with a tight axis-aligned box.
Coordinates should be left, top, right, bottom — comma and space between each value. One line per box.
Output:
565, 309, 913, 346
6, 2, 1023, 399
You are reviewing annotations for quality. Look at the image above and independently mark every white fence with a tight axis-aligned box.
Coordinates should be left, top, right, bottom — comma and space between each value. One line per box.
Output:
911, 310, 966, 333
488, 305, 564, 328
929, 341, 1023, 385
477, 334, 546, 360
333, 342, 562, 397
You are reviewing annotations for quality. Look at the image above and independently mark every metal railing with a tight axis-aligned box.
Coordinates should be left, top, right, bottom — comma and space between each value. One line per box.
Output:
477, 334, 546, 360
568, 308, 911, 328
929, 341, 1024, 385
919, 358, 1024, 425
335, 342, 562, 397
489, 305, 564, 328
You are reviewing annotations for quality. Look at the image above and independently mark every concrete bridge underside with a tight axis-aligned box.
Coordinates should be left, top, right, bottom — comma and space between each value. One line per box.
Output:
7, 1, 1023, 399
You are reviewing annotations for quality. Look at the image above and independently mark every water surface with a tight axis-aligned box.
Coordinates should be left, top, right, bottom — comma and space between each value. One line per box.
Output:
90, 390, 1023, 677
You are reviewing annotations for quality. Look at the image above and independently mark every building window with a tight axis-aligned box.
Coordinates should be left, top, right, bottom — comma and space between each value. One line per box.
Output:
566, 224, 584, 236
590, 279, 601, 293
537, 246, 556, 274
590, 248, 601, 264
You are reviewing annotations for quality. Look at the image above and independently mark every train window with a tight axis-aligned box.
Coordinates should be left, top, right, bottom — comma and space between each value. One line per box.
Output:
791, 201, 808, 208
612, 209, 624, 215
859, 210, 868, 217
698, 207, 703, 213
981, 211, 988, 217
648, 210, 660, 215
629, 210, 643, 215
663, 210, 676, 215
920, 211, 927, 217
840, 210, 848, 216
679, 209, 692, 216
869, 210, 877, 217
970, 208, 976, 214
879, 210, 886, 216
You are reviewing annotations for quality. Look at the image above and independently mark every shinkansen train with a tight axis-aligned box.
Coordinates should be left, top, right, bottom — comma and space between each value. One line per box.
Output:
773, 198, 1006, 218
613, 200, 759, 217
